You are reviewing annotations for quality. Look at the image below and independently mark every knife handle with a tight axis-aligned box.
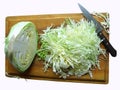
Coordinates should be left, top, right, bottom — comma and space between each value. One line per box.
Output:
98, 32, 117, 57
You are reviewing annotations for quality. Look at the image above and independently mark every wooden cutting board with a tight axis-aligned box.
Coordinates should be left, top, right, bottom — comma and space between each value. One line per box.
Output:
5, 13, 109, 84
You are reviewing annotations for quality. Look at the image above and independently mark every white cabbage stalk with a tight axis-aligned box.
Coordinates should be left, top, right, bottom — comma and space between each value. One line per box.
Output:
37, 19, 105, 78
5, 21, 38, 72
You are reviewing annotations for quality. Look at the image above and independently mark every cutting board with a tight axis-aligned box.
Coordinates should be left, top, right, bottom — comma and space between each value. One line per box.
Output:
5, 13, 109, 84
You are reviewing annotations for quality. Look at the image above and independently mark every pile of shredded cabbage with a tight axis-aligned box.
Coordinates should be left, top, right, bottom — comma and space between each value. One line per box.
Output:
37, 19, 105, 79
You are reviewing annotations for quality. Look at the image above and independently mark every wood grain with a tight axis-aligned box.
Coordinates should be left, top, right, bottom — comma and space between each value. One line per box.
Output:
5, 13, 109, 84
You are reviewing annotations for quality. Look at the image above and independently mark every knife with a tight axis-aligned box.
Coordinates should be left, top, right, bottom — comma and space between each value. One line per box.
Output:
78, 3, 117, 57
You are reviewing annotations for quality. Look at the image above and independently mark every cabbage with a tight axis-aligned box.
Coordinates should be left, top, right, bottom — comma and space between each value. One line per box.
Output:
37, 19, 105, 78
5, 21, 38, 72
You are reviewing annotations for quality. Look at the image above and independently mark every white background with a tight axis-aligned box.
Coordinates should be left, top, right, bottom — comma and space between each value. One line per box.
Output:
0, 0, 120, 90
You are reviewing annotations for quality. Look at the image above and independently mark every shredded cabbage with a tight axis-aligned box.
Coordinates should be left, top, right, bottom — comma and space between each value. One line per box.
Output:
37, 19, 105, 78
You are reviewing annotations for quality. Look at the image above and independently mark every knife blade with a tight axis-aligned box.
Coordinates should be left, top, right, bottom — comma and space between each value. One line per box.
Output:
78, 3, 117, 57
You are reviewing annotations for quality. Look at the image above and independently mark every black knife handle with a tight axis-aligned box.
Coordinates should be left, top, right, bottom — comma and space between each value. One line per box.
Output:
98, 32, 117, 57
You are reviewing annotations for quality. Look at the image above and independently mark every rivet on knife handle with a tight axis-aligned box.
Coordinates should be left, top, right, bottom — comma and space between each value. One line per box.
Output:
98, 32, 117, 57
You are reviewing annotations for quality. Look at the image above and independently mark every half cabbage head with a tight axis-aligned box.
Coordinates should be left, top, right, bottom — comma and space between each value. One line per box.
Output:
5, 21, 38, 72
